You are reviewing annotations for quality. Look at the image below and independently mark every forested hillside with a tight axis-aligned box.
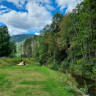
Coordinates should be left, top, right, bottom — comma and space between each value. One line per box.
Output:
10, 34, 34, 42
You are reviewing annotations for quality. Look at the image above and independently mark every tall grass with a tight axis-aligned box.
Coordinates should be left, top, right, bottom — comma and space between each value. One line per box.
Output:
0, 58, 38, 67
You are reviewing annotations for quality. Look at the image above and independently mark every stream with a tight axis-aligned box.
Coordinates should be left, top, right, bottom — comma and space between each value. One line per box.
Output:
73, 75, 96, 96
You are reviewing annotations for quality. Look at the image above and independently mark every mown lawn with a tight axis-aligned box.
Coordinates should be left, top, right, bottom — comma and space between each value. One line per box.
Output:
0, 65, 76, 96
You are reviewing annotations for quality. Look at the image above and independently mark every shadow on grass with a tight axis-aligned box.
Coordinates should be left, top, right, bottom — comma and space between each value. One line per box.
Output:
20, 80, 46, 85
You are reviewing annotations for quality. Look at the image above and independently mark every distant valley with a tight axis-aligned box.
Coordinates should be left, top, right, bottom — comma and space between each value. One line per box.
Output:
10, 34, 34, 57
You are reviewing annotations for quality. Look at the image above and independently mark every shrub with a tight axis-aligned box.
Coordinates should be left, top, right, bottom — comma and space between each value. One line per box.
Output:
50, 60, 59, 70
61, 60, 69, 72
0, 58, 36, 67
47, 56, 54, 64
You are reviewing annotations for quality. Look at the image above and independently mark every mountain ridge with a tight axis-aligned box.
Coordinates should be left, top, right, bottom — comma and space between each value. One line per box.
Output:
10, 34, 34, 42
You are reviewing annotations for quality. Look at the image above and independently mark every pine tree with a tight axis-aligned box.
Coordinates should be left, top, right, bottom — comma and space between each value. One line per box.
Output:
0, 26, 11, 57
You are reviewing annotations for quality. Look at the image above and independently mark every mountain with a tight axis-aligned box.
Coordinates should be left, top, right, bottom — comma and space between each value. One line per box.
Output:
10, 34, 34, 42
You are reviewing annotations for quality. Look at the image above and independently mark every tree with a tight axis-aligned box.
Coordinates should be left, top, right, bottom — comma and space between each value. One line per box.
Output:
9, 40, 17, 57
23, 38, 32, 58
0, 26, 11, 57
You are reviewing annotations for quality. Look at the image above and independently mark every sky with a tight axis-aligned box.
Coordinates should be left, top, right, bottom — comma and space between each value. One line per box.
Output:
0, 0, 83, 36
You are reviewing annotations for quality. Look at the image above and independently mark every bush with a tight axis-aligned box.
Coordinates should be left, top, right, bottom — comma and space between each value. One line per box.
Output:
47, 56, 54, 64
61, 60, 69, 72
0, 58, 36, 67
50, 60, 59, 70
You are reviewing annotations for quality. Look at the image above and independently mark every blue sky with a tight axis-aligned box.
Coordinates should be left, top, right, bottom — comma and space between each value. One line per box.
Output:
0, 0, 83, 35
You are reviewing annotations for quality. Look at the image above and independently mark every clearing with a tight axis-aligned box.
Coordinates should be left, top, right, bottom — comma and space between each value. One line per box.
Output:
0, 65, 75, 96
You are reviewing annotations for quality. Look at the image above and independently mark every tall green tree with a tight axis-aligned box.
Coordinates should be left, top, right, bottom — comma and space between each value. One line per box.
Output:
9, 40, 17, 57
23, 38, 32, 58
0, 26, 11, 57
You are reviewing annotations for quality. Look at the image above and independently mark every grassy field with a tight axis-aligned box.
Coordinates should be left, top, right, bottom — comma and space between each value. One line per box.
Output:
0, 62, 76, 96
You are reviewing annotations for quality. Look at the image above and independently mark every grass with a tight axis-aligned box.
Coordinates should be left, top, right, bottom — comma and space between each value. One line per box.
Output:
0, 58, 38, 67
0, 59, 76, 96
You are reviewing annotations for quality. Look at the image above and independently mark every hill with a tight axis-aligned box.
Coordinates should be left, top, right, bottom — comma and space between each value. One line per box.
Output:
10, 34, 34, 42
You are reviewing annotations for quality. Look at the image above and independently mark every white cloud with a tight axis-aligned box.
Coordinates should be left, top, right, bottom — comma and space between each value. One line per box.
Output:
0, 0, 52, 35
4, 0, 51, 8
6, 0, 26, 8
0, 7, 11, 15
0, 5, 7, 9
8, 25, 27, 36
46, 5, 55, 11
35, 32, 40, 35
56, 0, 83, 12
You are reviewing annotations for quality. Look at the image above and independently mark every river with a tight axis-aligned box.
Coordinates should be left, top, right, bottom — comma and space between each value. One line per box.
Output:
73, 75, 96, 96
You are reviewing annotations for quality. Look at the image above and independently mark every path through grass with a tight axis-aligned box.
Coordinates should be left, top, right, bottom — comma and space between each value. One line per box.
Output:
0, 65, 75, 96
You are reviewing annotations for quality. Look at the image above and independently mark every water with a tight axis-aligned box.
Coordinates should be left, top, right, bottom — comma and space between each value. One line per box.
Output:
72, 75, 96, 96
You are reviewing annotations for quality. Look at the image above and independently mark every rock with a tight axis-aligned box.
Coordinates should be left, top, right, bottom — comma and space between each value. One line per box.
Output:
17, 61, 24, 66
17, 61, 28, 66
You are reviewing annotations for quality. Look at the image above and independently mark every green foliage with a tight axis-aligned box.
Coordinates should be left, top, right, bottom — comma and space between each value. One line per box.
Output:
80, 81, 89, 95
23, 38, 32, 58
9, 40, 17, 58
93, 65, 96, 73
15, 41, 24, 57
47, 56, 54, 64
0, 58, 36, 67
50, 60, 59, 70
0, 26, 11, 57
0, 26, 17, 57
61, 60, 69, 72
